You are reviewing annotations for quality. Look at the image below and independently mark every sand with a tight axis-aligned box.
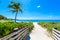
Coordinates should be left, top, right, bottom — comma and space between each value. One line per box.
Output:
30, 22, 53, 40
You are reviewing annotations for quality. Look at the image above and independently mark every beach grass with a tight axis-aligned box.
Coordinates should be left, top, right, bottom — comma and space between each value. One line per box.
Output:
38, 22, 60, 32
0, 20, 13, 22
0, 20, 34, 38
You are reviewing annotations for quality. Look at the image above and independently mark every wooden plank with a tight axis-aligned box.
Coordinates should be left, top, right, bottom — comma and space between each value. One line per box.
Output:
17, 29, 29, 40
53, 31, 60, 38
19, 30, 29, 40
52, 34, 58, 40
52, 28, 60, 40
53, 28, 60, 34
11, 28, 28, 40
0, 27, 27, 40
53, 33, 60, 40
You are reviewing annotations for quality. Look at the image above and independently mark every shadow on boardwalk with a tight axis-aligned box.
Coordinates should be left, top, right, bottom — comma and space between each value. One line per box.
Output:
26, 36, 30, 40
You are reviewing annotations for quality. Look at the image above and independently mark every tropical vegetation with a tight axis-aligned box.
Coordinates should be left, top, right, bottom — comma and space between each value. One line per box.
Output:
0, 21, 34, 38
0, 15, 7, 20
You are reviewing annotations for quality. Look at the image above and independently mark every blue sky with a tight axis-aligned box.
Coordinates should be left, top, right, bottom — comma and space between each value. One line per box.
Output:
0, 0, 60, 20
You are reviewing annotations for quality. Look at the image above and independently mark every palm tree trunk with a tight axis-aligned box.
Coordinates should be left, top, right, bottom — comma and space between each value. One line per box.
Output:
15, 12, 18, 22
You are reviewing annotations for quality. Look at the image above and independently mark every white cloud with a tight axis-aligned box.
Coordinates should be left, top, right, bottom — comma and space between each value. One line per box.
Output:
37, 5, 40, 8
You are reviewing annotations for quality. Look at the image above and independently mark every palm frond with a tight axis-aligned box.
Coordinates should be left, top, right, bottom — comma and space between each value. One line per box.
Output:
8, 10, 17, 13
8, 2, 22, 12
19, 8, 22, 13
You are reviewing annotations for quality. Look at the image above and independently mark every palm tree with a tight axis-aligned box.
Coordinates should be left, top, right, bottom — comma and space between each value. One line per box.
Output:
8, 1, 22, 22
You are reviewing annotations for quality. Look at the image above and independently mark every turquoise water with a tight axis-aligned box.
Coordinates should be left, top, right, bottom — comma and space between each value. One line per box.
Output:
15, 20, 60, 22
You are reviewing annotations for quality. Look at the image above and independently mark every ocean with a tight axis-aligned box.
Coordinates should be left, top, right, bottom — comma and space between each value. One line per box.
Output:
15, 20, 60, 22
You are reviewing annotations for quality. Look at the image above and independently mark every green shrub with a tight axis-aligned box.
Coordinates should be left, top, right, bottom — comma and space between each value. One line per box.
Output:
0, 15, 7, 20
0, 22, 34, 38
26, 22, 34, 32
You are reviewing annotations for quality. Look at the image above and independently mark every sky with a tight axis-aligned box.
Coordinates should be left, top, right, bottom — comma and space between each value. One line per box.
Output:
0, 0, 60, 20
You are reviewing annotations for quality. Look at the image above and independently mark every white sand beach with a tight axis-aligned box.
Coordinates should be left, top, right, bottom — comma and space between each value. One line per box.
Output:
30, 22, 53, 40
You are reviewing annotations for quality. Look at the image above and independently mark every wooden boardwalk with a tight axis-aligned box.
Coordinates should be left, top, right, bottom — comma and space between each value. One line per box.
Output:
0, 27, 29, 40
52, 28, 60, 40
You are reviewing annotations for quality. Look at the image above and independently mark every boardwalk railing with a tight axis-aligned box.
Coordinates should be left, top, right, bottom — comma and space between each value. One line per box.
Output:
0, 27, 29, 40
52, 28, 60, 40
